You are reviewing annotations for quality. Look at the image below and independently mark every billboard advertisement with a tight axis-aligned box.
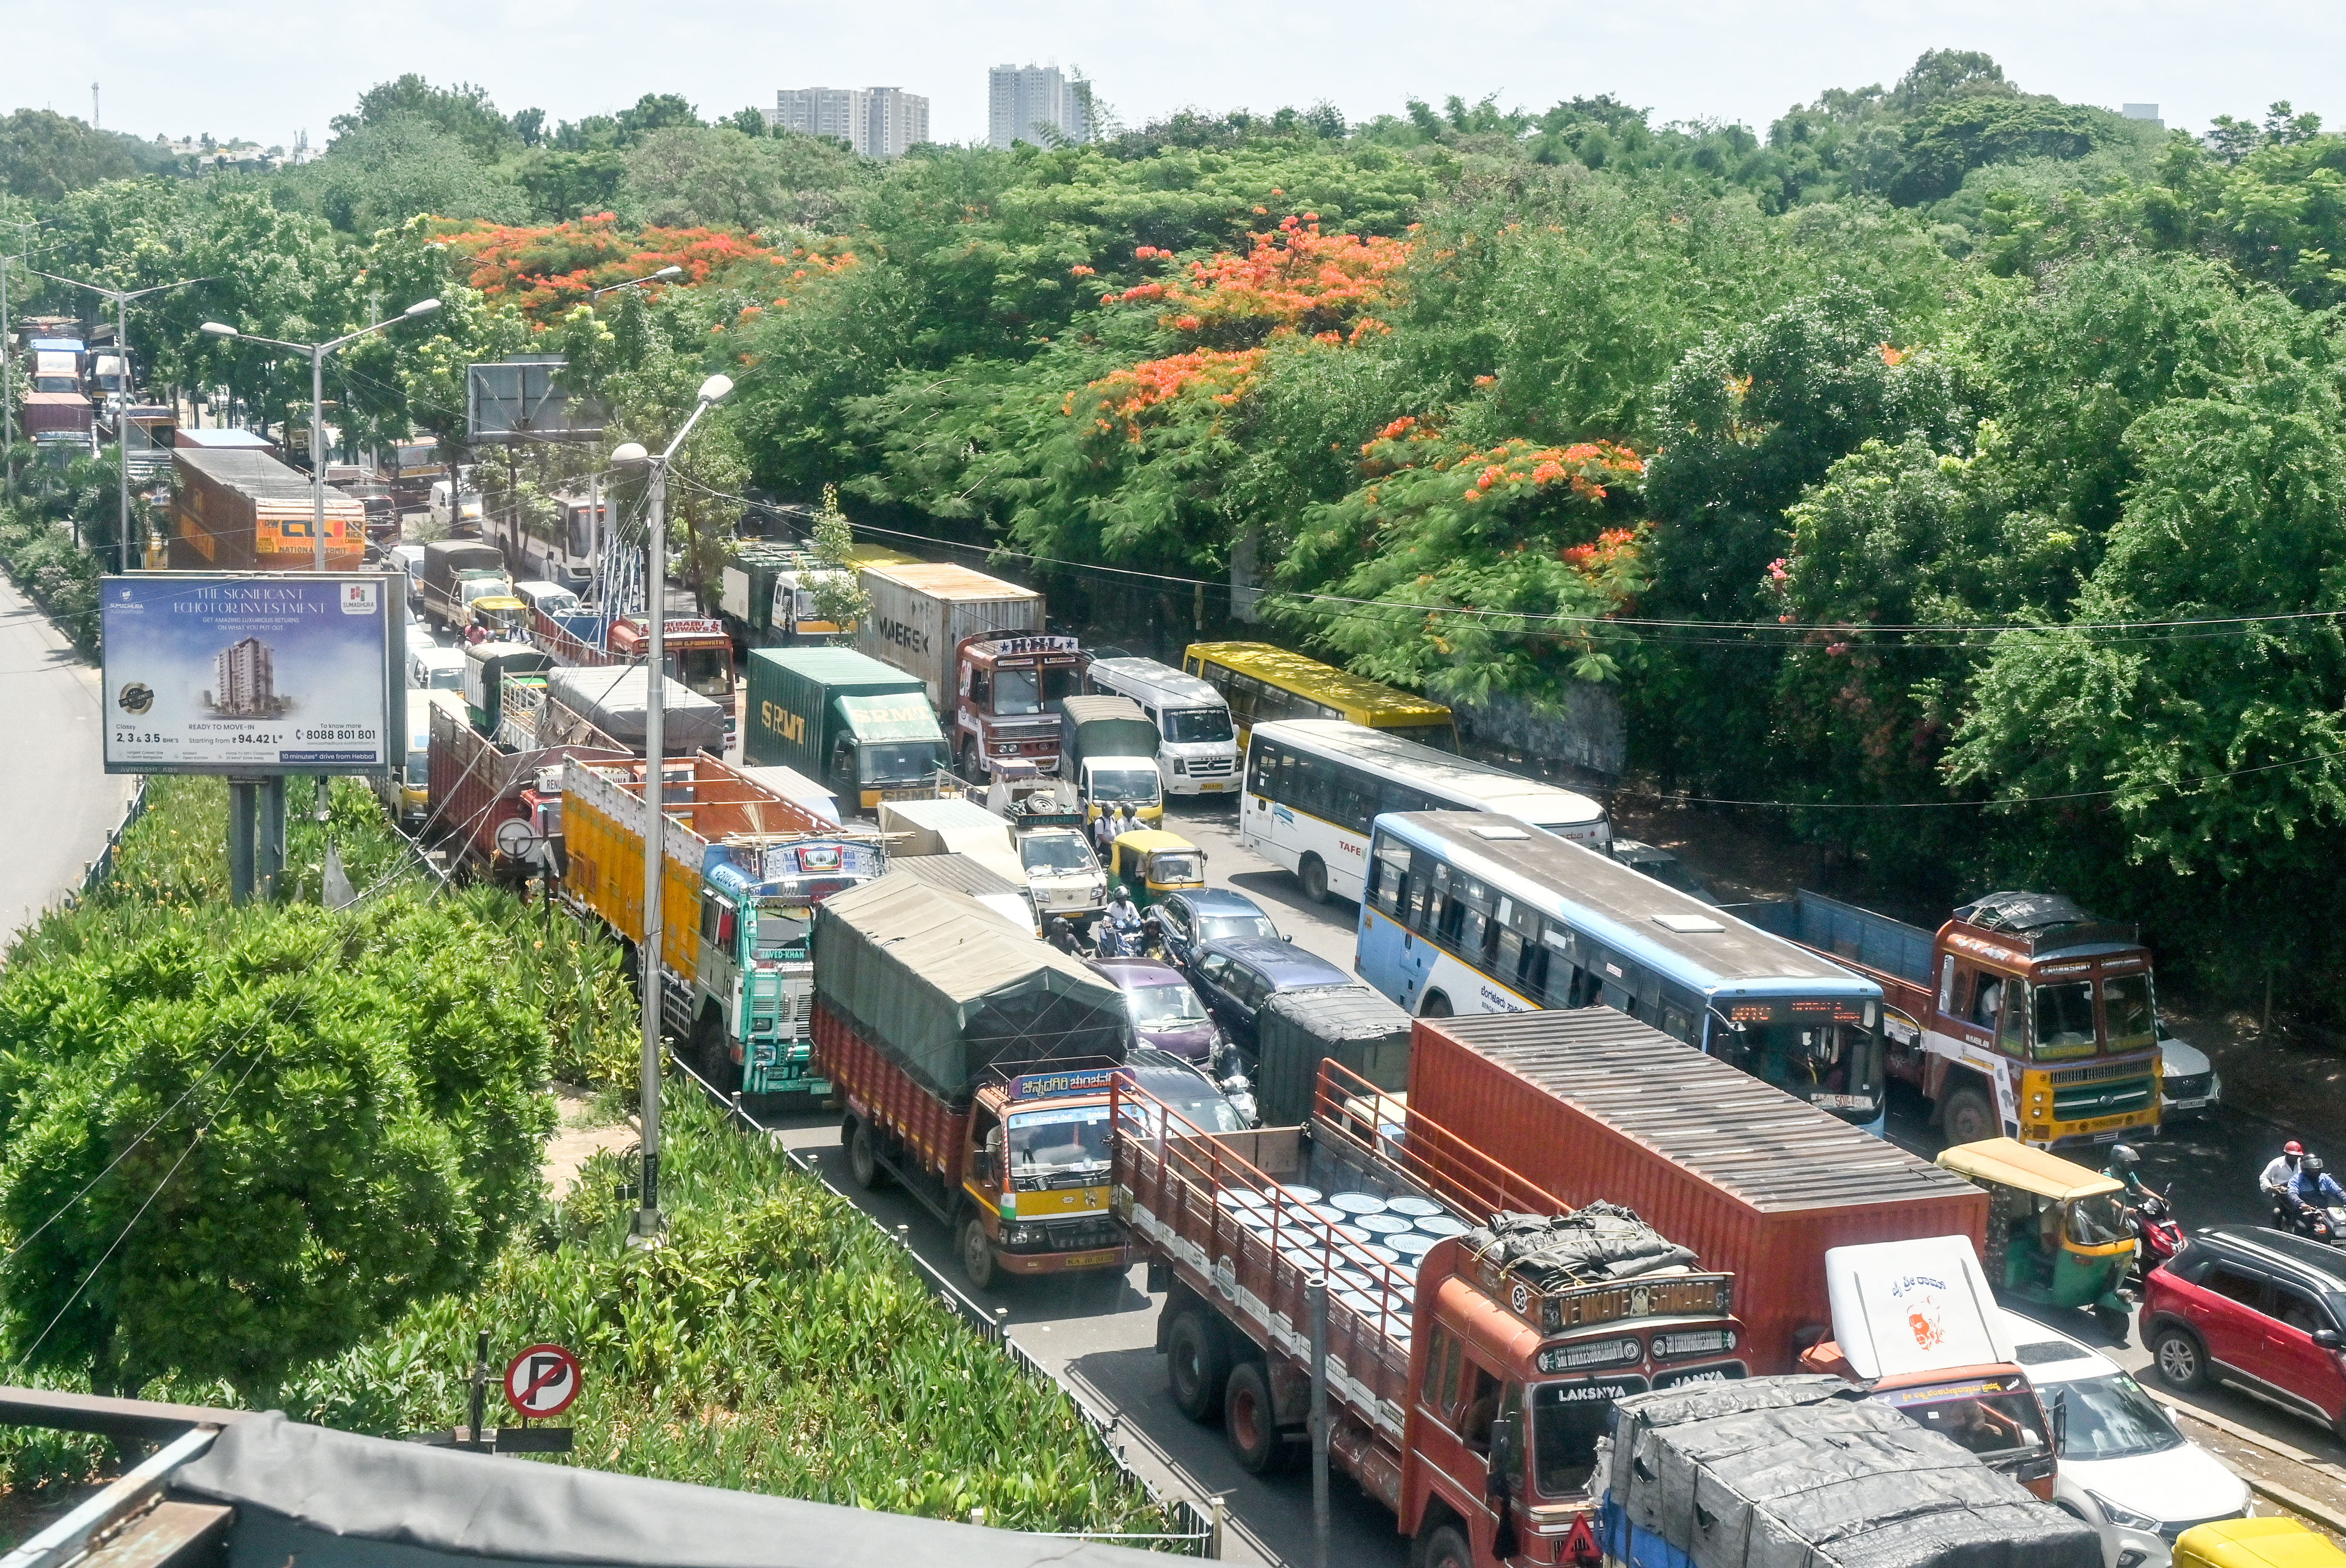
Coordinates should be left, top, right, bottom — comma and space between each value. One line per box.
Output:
101, 573, 403, 775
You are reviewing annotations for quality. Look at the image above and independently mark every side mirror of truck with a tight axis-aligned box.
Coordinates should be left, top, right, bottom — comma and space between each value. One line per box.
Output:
1487, 1410, 1522, 1491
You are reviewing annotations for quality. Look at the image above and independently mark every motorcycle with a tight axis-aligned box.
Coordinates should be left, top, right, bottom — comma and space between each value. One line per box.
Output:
2127, 1190, 2183, 1285
2283, 1197, 2346, 1248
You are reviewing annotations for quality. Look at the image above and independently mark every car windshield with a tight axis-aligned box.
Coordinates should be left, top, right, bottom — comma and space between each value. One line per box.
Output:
1007, 1106, 1111, 1177
2050, 1373, 2183, 1461
1163, 707, 1234, 744
1883, 1384, 2048, 1464
2034, 980, 2099, 1059
1126, 983, 1208, 1031
1022, 834, 1096, 872
1202, 913, 1278, 943
1091, 767, 1160, 803
861, 741, 949, 785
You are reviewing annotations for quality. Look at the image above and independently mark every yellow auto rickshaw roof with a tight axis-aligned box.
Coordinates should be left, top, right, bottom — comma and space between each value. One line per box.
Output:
473, 595, 526, 609
1112, 829, 1196, 853
2173, 1517, 2346, 1568
1937, 1137, 2125, 1201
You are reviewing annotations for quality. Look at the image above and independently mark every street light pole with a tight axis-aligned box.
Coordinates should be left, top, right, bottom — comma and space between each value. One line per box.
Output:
611, 371, 733, 1243
200, 298, 441, 569
587, 264, 684, 302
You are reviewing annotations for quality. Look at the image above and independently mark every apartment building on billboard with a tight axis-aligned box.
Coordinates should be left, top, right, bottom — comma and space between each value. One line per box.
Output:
208, 636, 281, 718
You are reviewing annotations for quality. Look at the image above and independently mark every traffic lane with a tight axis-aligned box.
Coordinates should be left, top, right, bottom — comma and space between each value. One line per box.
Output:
762, 1111, 1406, 1568
1164, 797, 1360, 973
0, 574, 135, 944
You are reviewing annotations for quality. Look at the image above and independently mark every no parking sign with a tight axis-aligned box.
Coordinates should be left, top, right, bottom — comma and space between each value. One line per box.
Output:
503, 1342, 582, 1419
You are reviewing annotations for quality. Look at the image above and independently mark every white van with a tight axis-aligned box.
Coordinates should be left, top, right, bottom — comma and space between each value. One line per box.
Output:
407, 644, 467, 692
428, 479, 484, 532
1086, 657, 1239, 796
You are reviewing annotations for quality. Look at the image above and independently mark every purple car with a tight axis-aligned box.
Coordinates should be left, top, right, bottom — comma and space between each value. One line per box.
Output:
1088, 957, 1219, 1062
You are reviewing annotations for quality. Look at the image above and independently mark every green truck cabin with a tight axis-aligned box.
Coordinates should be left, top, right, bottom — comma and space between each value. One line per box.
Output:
745, 646, 950, 812
693, 839, 889, 1095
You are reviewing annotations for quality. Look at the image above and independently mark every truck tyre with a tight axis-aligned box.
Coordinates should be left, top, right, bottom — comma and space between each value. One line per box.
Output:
1941, 1084, 1997, 1145
958, 737, 984, 783
1415, 1523, 1473, 1568
847, 1119, 888, 1190
1298, 854, 1330, 904
2151, 1324, 2208, 1391
1222, 1360, 1291, 1474
1166, 1310, 1231, 1424
958, 1217, 997, 1292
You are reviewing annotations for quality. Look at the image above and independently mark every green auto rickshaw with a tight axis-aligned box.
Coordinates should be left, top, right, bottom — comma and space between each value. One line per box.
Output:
1107, 828, 1206, 910
1938, 1137, 2137, 1333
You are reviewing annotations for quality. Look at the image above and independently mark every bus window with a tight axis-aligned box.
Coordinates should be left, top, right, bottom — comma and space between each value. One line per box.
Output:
1661, 1004, 1696, 1044
1248, 738, 1280, 794
1369, 840, 1411, 915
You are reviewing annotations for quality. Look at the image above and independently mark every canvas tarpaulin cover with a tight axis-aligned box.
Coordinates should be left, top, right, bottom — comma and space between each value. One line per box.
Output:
171, 1412, 1168, 1568
814, 874, 1129, 1098
1600, 1376, 2100, 1568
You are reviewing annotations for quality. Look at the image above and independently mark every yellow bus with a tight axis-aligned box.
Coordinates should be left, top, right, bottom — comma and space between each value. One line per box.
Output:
1181, 641, 1457, 751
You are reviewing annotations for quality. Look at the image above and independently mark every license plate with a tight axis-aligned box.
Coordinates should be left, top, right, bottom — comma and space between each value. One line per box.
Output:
1198, 781, 1228, 791
1063, 1248, 1124, 1269
2092, 1129, 2124, 1143
1811, 1093, 1872, 1111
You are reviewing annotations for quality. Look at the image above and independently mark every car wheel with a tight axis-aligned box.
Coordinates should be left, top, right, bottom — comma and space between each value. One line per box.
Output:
959, 1216, 997, 1292
1222, 1359, 1291, 1473
847, 1118, 887, 1190
1298, 854, 1329, 904
2151, 1324, 2208, 1390
1415, 1522, 1472, 1568
1941, 1084, 1997, 1145
1166, 1310, 1231, 1423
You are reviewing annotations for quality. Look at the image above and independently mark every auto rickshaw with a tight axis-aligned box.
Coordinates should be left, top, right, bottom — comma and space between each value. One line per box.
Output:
2173, 1518, 2346, 1568
1937, 1137, 2137, 1332
465, 593, 529, 643
1107, 828, 1206, 910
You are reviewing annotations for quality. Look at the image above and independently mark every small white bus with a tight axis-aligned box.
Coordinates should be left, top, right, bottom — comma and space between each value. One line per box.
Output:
1086, 657, 1240, 796
1239, 719, 1608, 902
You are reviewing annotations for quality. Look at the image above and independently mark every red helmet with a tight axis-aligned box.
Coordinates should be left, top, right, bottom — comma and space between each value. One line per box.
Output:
2288, 1141, 2306, 1156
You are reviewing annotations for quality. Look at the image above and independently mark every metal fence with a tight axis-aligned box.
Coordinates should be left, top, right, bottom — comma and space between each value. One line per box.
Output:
670, 1059, 1222, 1558
75, 776, 150, 898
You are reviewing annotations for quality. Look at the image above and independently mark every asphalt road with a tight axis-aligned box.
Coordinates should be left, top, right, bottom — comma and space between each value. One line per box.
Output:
0, 572, 135, 945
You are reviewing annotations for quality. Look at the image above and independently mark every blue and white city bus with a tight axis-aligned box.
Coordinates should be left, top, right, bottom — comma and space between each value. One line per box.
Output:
1356, 810, 1889, 1132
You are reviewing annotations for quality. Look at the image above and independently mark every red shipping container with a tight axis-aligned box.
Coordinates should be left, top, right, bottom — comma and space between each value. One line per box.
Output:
1406, 1007, 1986, 1375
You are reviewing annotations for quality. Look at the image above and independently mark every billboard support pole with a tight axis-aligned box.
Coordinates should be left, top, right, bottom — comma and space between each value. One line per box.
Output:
227, 780, 257, 905
257, 775, 287, 897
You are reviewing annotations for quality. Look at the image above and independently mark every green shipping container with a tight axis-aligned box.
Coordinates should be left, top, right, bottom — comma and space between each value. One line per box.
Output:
1255, 984, 1413, 1127
744, 646, 943, 805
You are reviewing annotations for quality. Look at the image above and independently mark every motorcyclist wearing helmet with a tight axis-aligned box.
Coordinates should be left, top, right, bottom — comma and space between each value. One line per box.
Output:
2287, 1153, 2346, 1222
2104, 1144, 2162, 1203
2264, 1141, 2307, 1223
1046, 916, 1080, 956
1105, 883, 1141, 933
1138, 908, 1165, 960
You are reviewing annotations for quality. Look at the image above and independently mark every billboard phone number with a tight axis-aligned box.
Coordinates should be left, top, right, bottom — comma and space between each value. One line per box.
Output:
294, 727, 376, 742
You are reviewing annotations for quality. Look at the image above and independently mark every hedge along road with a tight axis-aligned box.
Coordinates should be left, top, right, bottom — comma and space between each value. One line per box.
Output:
0, 571, 137, 944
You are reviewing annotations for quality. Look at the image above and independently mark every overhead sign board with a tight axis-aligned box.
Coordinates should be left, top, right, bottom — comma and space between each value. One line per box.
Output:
467, 356, 604, 444
100, 573, 403, 775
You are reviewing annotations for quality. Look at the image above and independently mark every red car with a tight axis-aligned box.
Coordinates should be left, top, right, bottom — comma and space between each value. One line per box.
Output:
2140, 1226, 2346, 1438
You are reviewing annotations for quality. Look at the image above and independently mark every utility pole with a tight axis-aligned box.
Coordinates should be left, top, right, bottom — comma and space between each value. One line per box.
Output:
1, 244, 14, 507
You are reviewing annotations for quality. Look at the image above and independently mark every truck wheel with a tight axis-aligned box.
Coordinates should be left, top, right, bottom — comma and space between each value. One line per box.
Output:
1298, 854, 1330, 904
847, 1119, 888, 1190
1941, 1084, 1997, 1145
1222, 1360, 1291, 1474
1166, 1310, 1231, 1423
1415, 1523, 1472, 1568
2151, 1324, 2208, 1391
959, 1217, 998, 1292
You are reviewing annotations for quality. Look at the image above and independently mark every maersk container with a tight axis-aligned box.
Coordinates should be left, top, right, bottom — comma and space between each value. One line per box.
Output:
1406, 1007, 1987, 1375
855, 562, 1042, 708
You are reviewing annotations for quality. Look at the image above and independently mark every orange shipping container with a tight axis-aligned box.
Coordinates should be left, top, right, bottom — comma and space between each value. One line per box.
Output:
170, 448, 365, 571
1406, 1007, 1987, 1375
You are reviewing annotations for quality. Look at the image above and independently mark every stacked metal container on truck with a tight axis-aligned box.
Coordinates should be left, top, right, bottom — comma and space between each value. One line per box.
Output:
563, 754, 886, 1097
1403, 1007, 1988, 1374
813, 875, 1134, 1288
536, 665, 726, 758
741, 646, 950, 813
1112, 1053, 1743, 1565
856, 561, 1084, 780
421, 689, 627, 881
168, 448, 366, 570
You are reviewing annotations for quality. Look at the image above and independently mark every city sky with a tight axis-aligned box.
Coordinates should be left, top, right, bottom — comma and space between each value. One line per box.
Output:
2, 0, 2334, 152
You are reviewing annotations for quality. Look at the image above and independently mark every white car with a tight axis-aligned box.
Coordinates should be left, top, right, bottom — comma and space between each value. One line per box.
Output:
2002, 1310, 2248, 1568
2160, 1034, 2221, 1116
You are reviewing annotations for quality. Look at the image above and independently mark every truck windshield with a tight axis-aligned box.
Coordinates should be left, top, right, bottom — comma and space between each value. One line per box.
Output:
2102, 972, 2156, 1050
1878, 1379, 2048, 1467
2033, 981, 2099, 1060
861, 741, 949, 785
992, 664, 1082, 715
1163, 708, 1234, 744
1531, 1380, 1633, 1497
1022, 834, 1097, 873
753, 905, 811, 954
1711, 1018, 1884, 1123
1007, 1106, 1111, 1182
669, 646, 734, 702
1090, 767, 1160, 803
532, 590, 582, 618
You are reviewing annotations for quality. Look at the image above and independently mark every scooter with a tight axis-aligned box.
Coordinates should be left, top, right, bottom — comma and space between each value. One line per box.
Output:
2128, 1191, 2183, 1285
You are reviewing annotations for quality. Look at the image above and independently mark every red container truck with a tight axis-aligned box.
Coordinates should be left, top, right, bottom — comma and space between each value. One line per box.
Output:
1406, 1007, 1987, 1374
1113, 1056, 1743, 1566
422, 691, 626, 880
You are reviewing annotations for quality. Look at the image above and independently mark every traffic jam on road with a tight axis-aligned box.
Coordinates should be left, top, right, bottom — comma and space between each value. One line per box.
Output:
353, 507, 2346, 1568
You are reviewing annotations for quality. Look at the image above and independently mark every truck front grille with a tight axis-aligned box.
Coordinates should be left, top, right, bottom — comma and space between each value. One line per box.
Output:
2054, 1076, 2156, 1119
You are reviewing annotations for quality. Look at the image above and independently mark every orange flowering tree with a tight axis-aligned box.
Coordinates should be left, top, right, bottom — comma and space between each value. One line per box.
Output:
1278, 421, 1651, 707
1101, 216, 1410, 346
425, 213, 852, 322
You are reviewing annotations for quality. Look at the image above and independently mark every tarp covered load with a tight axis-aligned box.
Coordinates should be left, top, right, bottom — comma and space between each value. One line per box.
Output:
1600, 1376, 2100, 1568
814, 875, 1129, 1099
173, 1411, 1170, 1568
1256, 983, 1411, 1127
1465, 1201, 1698, 1290
548, 665, 726, 757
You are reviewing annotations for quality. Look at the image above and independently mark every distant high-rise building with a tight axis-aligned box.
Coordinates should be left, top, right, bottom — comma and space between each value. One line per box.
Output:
2121, 103, 2163, 127
988, 64, 1089, 150
773, 85, 928, 159
865, 87, 930, 159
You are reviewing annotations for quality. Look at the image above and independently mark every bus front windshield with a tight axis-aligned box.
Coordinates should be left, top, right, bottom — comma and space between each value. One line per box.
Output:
1163, 708, 1234, 744
1712, 1015, 1883, 1121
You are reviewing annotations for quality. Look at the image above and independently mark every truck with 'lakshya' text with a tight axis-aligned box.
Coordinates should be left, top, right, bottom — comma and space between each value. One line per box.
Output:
814, 874, 1135, 1289
562, 753, 885, 1097
856, 561, 1086, 781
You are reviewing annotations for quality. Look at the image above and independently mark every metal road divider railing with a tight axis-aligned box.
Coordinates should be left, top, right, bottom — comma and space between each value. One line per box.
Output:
666, 1053, 1223, 1558
76, 775, 150, 897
